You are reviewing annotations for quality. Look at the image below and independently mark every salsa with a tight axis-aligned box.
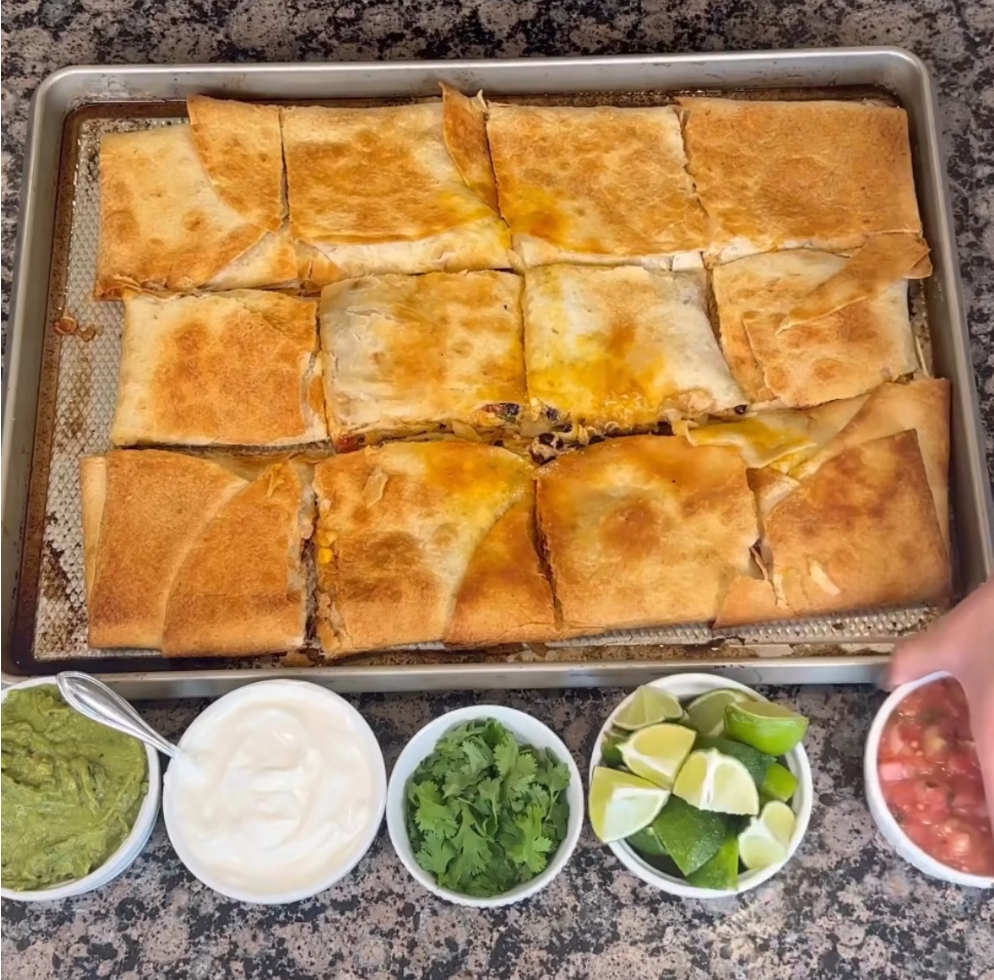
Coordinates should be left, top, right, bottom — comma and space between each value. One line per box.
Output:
878, 677, 994, 877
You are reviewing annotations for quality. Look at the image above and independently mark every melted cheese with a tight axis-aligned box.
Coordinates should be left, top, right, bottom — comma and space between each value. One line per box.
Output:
524, 265, 745, 427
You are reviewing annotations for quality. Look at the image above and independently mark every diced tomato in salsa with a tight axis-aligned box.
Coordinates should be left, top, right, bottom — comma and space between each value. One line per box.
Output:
877, 677, 994, 877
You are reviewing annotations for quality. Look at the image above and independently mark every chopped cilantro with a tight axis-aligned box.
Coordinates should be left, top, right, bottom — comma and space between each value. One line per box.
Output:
405, 719, 572, 897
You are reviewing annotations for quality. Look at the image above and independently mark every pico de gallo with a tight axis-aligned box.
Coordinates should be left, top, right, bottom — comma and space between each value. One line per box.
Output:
878, 677, 994, 877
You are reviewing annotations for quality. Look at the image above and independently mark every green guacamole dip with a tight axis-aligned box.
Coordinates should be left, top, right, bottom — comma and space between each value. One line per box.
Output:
1, 685, 148, 891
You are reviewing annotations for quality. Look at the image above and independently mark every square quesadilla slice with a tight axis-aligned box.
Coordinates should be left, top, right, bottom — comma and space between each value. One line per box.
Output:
524, 265, 745, 428
678, 97, 921, 259
283, 86, 510, 286
96, 96, 296, 297
712, 379, 951, 627
536, 435, 758, 633
112, 290, 325, 448
313, 442, 553, 657
82, 451, 312, 655
487, 104, 708, 269
320, 271, 526, 450
711, 248, 919, 407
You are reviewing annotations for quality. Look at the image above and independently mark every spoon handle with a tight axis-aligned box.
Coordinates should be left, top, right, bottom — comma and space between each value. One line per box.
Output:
57, 671, 179, 759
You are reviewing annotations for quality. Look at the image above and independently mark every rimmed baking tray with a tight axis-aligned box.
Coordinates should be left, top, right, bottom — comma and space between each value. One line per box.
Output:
3, 49, 992, 697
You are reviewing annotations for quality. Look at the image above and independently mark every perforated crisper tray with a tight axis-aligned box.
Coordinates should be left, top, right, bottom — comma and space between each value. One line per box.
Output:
4, 52, 992, 697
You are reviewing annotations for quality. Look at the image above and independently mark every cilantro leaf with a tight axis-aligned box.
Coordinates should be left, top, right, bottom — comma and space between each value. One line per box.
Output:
416, 833, 456, 877
411, 780, 458, 839
493, 736, 519, 778
503, 750, 537, 802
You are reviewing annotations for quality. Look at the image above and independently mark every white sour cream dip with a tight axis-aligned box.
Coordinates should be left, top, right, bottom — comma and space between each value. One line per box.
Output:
163, 680, 385, 903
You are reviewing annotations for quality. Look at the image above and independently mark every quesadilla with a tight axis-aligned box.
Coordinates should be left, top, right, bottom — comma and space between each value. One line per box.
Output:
717, 431, 948, 625
112, 290, 325, 447
82, 451, 310, 655
96, 96, 296, 297
320, 271, 526, 449
313, 442, 553, 657
677, 97, 922, 259
524, 265, 745, 429
711, 245, 920, 407
536, 435, 758, 632
283, 86, 510, 287
487, 104, 708, 268
713, 379, 951, 626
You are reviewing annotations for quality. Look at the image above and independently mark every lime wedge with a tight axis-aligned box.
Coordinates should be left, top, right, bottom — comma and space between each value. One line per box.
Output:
588, 766, 670, 842
685, 689, 753, 738
613, 686, 684, 731
738, 800, 797, 870
760, 762, 799, 803
695, 735, 773, 788
650, 796, 730, 876
672, 749, 760, 815
620, 723, 697, 789
724, 701, 810, 756
626, 823, 669, 858
686, 834, 740, 891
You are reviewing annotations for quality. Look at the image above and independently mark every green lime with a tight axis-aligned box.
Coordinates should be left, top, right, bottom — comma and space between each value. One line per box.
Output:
760, 762, 799, 803
724, 701, 810, 756
685, 689, 754, 738
650, 796, 730, 876
620, 723, 697, 789
695, 736, 773, 788
626, 824, 669, 858
588, 766, 670, 843
738, 800, 797, 870
613, 686, 684, 731
672, 749, 760, 816
600, 732, 626, 768
686, 834, 740, 891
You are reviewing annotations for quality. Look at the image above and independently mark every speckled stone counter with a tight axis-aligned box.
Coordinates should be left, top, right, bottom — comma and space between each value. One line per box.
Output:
2, 3, 993, 979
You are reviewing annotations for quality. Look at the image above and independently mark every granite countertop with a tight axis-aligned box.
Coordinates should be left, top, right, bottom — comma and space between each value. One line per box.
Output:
2, 3, 993, 979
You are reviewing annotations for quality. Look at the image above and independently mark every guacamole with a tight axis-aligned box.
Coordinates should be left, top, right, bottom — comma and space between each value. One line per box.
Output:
1, 685, 148, 891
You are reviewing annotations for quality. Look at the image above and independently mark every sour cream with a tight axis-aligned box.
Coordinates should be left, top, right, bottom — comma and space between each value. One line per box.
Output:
163, 680, 385, 904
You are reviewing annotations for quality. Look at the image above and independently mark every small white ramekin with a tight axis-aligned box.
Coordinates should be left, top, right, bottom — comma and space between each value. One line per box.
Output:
0, 677, 161, 902
163, 679, 387, 905
386, 704, 584, 907
590, 673, 814, 899
864, 670, 993, 889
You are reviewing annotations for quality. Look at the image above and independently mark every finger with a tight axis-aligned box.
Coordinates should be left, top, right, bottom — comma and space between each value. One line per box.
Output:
969, 701, 994, 842
886, 631, 953, 690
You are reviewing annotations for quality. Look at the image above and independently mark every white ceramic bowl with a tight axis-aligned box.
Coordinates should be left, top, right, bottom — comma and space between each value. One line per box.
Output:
590, 673, 813, 899
163, 680, 387, 904
0, 677, 161, 902
864, 670, 994, 889
386, 704, 584, 907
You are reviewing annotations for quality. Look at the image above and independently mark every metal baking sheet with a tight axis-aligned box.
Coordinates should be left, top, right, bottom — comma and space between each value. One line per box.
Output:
3, 50, 992, 696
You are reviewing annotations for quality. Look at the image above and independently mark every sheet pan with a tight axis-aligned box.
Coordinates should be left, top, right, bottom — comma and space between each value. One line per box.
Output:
3, 49, 991, 695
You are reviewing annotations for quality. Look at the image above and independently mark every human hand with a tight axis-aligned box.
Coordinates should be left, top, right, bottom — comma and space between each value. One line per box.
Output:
887, 576, 994, 824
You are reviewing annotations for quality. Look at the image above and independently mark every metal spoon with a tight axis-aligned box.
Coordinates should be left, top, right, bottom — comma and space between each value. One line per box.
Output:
57, 671, 179, 759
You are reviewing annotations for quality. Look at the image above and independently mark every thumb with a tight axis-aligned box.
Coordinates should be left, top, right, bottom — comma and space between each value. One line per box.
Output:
886, 630, 954, 690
